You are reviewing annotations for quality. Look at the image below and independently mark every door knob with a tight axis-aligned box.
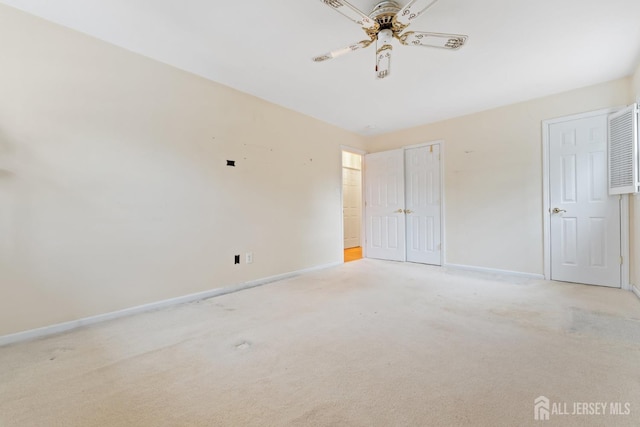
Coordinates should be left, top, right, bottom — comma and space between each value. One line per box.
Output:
404, 209, 414, 214
551, 207, 566, 214
394, 209, 404, 213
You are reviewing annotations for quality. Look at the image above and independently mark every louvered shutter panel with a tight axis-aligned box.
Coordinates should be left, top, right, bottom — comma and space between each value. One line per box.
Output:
608, 104, 639, 195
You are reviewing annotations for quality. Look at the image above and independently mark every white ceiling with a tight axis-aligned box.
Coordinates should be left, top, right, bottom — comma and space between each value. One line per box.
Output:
3, 0, 640, 135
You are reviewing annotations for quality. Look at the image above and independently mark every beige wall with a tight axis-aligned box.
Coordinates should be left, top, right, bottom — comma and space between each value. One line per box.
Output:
367, 78, 632, 275
0, 5, 365, 336
633, 63, 640, 99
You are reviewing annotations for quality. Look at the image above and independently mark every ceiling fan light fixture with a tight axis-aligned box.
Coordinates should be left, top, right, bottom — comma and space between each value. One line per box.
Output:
314, 0, 468, 78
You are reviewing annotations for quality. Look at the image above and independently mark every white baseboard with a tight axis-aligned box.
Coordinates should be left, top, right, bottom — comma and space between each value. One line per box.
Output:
632, 285, 640, 300
444, 263, 545, 280
0, 261, 341, 348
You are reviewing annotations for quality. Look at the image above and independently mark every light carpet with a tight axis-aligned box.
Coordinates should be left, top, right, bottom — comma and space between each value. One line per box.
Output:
1, 259, 639, 426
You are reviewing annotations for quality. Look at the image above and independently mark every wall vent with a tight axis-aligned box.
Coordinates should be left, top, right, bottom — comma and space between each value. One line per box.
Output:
608, 104, 639, 195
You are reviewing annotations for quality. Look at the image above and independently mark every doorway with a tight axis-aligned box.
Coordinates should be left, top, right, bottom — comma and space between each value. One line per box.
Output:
342, 150, 363, 262
543, 109, 628, 288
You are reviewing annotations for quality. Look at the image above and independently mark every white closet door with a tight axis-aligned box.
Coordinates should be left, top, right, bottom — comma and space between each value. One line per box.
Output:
405, 145, 441, 265
365, 150, 406, 261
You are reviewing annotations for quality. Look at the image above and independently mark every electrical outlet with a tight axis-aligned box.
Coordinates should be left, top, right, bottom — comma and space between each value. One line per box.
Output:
245, 252, 253, 264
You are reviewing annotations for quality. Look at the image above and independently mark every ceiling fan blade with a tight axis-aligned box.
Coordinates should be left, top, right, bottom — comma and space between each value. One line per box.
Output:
397, 31, 468, 50
375, 29, 393, 79
393, 0, 439, 28
312, 39, 373, 62
319, 0, 379, 31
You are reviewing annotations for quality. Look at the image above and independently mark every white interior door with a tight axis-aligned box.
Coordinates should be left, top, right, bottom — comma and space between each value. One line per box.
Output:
405, 145, 441, 265
343, 167, 361, 249
549, 114, 621, 287
365, 149, 405, 261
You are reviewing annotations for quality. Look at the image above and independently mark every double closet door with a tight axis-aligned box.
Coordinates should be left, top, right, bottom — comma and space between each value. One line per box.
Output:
365, 144, 442, 265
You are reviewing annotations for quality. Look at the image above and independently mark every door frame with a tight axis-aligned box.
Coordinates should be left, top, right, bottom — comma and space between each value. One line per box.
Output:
541, 108, 630, 289
403, 140, 446, 266
340, 146, 367, 259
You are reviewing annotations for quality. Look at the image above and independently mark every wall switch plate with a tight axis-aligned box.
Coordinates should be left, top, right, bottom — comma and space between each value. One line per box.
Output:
234, 255, 240, 264
245, 252, 253, 264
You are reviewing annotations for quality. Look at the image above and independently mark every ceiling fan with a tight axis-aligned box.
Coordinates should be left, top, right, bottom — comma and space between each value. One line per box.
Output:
313, 0, 468, 79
